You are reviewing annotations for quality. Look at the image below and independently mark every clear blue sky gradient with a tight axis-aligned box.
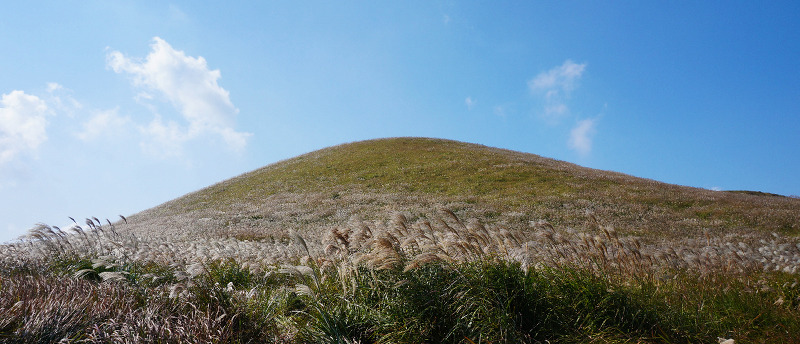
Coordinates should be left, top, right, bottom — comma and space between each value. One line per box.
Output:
1, 1, 798, 242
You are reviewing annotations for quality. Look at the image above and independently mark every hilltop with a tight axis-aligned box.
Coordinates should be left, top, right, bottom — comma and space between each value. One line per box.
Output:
125, 137, 799, 243
5, 137, 800, 343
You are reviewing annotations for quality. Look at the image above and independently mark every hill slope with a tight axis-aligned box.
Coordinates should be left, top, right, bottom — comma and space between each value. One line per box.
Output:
5, 137, 800, 343
126, 137, 799, 243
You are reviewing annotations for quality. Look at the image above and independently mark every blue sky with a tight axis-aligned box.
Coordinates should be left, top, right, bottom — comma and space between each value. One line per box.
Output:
1, 1, 798, 242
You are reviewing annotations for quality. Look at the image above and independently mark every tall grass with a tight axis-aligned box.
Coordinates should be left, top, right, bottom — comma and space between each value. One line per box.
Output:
4, 138, 799, 342
1, 211, 799, 342
139, 138, 800, 241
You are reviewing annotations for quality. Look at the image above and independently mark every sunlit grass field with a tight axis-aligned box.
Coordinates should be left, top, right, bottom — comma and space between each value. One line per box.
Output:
2, 138, 799, 342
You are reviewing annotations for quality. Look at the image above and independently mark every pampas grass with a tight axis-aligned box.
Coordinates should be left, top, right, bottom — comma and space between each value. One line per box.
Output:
2, 209, 800, 342
3, 137, 800, 341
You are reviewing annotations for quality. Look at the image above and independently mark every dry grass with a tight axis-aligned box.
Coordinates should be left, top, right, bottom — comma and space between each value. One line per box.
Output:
110, 138, 799, 251
12, 208, 796, 284
1, 137, 799, 342
2, 209, 800, 342
0, 274, 259, 343
47, 137, 790, 278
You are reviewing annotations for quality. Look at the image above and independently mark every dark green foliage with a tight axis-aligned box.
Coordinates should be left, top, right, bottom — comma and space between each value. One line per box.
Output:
351, 262, 692, 343
201, 259, 257, 290
3, 257, 800, 343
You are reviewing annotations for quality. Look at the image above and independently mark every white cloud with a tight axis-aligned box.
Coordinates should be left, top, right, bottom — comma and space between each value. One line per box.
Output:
493, 105, 507, 118
529, 60, 586, 121
107, 37, 251, 155
0, 91, 49, 165
529, 60, 586, 91
77, 108, 131, 141
544, 103, 567, 117
140, 115, 187, 158
465, 96, 476, 110
568, 118, 597, 156
46, 82, 63, 92
46, 82, 82, 118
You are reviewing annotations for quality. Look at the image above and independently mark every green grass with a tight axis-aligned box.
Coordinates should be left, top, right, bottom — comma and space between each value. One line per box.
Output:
3, 137, 800, 342
147, 138, 800, 240
4, 254, 799, 343
4, 211, 800, 343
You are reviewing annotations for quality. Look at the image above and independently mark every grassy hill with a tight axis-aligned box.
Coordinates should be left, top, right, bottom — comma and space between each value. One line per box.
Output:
130, 137, 799, 242
4, 137, 800, 343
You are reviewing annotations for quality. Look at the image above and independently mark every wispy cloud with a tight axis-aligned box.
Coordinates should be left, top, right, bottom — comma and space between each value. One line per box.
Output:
528, 60, 586, 121
527, 60, 601, 156
465, 96, 476, 110
493, 105, 508, 118
529, 60, 585, 91
0, 91, 49, 165
76, 108, 131, 141
568, 118, 597, 156
46, 82, 62, 92
46, 82, 82, 118
107, 37, 251, 156
140, 114, 187, 158
168, 4, 189, 23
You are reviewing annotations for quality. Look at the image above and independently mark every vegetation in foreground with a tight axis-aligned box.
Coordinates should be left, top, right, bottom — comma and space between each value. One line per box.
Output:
2, 212, 800, 343
2, 138, 799, 342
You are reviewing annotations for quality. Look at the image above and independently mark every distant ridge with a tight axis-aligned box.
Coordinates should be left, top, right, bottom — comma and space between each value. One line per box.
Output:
125, 137, 800, 242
